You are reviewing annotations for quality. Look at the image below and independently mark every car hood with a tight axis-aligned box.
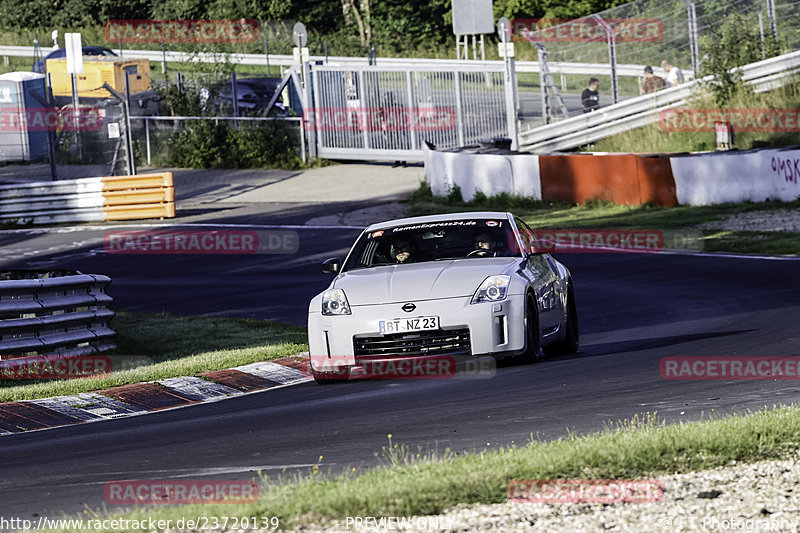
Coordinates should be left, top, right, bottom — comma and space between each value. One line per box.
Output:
334, 258, 519, 305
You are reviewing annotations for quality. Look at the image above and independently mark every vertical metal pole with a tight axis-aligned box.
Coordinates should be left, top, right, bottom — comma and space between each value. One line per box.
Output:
71, 72, 82, 159
231, 72, 239, 129
118, 38, 123, 57
454, 71, 465, 146
537, 45, 549, 125
357, 70, 369, 150
123, 74, 135, 175
145, 117, 151, 166
46, 73, 58, 180
405, 70, 417, 151
471, 35, 477, 60
324, 40, 329, 63
161, 40, 167, 77
759, 10, 767, 58
682, 1, 699, 77
593, 15, 618, 105
264, 36, 270, 75
766, 0, 778, 41
303, 60, 317, 160
312, 67, 323, 154
499, 20, 519, 149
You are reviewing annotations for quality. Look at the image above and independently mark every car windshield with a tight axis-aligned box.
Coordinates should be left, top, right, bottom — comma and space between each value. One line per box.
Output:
343, 218, 521, 271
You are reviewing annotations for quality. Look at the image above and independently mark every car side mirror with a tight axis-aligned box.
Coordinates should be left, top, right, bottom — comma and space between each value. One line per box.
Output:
322, 257, 342, 274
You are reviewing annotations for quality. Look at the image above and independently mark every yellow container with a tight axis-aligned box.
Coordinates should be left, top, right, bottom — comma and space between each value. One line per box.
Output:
46, 56, 151, 98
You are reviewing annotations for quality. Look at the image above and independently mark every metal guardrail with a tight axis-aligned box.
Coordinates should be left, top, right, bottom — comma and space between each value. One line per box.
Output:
519, 49, 800, 153
0, 45, 690, 79
0, 270, 115, 357
0, 172, 175, 224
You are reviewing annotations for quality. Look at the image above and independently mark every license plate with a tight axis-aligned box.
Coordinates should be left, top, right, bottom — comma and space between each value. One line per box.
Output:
379, 316, 440, 334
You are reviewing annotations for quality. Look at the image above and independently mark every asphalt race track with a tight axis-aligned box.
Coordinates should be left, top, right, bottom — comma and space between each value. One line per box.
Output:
1, 213, 799, 520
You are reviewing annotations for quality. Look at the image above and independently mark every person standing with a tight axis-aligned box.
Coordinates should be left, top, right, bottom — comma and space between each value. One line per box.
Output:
660, 60, 685, 88
640, 66, 666, 94
581, 78, 600, 113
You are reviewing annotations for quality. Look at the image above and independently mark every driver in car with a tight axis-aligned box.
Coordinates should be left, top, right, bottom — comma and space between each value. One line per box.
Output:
471, 232, 496, 257
392, 239, 414, 264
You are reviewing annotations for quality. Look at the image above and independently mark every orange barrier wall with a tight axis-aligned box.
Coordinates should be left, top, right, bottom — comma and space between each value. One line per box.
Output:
101, 172, 175, 221
539, 154, 677, 206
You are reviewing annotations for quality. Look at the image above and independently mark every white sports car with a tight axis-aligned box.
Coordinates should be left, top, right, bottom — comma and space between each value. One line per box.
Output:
307, 212, 579, 383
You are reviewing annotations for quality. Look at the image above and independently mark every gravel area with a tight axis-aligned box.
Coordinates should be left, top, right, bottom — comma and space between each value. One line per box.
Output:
282, 454, 800, 532
698, 210, 800, 232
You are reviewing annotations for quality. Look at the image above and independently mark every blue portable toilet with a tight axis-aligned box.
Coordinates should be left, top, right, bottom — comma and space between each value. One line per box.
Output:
0, 72, 49, 162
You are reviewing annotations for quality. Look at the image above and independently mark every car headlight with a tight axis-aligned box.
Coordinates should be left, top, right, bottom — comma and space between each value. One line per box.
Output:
322, 288, 352, 315
471, 275, 511, 304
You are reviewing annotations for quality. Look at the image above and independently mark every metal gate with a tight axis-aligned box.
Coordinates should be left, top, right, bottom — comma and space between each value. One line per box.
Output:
309, 64, 510, 161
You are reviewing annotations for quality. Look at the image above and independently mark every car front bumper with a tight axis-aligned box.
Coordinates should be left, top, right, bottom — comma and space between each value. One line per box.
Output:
308, 294, 527, 367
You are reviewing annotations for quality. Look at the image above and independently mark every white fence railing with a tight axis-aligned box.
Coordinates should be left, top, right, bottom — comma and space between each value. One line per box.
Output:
0, 45, 690, 79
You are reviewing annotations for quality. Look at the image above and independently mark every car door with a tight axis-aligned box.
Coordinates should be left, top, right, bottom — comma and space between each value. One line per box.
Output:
514, 217, 562, 330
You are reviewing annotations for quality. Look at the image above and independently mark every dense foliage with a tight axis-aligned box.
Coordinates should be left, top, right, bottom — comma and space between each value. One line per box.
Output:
1, 0, 631, 55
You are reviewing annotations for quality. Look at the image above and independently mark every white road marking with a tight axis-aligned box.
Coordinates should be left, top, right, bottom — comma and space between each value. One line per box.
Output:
235, 362, 310, 385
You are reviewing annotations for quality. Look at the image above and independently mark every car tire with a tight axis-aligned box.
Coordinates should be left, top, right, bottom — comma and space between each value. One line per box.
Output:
515, 293, 541, 364
543, 285, 579, 356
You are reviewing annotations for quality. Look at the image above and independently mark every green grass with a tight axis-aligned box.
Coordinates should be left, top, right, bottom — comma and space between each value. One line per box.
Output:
405, 184, 800, 255
0, 311, 307, 401
587, 80, 800, 153
46, 405, 800, 531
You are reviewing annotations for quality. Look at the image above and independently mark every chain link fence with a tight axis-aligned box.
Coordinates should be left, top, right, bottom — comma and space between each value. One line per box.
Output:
515, 0, 800, 125
0, 75, 136, 183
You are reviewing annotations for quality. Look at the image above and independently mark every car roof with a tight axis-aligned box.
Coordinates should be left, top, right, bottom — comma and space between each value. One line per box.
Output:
364, 211, 514, 232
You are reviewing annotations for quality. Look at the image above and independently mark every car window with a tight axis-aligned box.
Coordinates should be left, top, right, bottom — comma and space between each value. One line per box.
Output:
514, 217, 537, 255
343, 218, 520, 271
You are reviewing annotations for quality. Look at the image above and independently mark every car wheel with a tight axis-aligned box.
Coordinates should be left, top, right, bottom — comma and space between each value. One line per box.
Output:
515, 293, 541, 363
543, 285, 579, 356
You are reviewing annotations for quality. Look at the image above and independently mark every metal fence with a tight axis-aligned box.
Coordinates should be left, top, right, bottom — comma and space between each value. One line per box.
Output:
0, 80, 136, 183
310, 64, 509, 161
515, 0, 800, 124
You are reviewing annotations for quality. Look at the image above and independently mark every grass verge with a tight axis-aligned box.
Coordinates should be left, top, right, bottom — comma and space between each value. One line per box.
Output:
49, 405, 800, 531
0, 310, 307, 402
585, 80, 800, 153
405, 184, 800, 255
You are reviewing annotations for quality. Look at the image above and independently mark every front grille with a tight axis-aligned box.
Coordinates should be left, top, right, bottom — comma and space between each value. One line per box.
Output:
354, 328, 471, 357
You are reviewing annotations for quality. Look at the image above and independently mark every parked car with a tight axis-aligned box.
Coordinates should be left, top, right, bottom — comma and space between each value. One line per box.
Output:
308, 211, 580, 383
205, 77, 287, 116
33, 46, 118, 74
